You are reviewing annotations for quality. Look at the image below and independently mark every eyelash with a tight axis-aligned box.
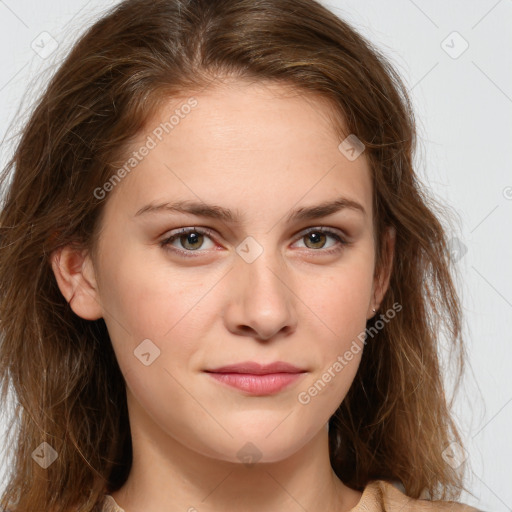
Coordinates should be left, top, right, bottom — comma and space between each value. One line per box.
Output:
159, 226, 349, 258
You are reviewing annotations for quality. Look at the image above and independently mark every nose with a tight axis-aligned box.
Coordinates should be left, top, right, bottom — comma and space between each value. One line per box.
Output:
222, 249, 298, 341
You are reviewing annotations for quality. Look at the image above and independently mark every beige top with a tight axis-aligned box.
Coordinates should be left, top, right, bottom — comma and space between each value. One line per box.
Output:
100, 480, 481, 511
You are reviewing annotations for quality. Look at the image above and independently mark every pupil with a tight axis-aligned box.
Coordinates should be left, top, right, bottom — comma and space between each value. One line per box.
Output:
183, 232, 201, 249
308, 232, 324, 247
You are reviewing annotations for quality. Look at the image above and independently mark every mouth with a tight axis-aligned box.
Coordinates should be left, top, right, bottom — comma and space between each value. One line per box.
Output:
205, 372, 306, 395
204, 361, 307, 396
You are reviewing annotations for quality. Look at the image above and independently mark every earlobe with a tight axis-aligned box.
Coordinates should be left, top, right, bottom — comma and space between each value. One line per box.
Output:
50, 245, 103, 321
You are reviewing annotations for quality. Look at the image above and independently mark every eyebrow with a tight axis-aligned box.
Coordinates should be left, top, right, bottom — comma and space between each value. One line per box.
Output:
134, 196, 366, 223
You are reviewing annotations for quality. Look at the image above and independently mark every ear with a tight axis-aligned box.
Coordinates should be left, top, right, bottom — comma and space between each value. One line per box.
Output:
368, 225, 396, 318
50, 245, 103, 321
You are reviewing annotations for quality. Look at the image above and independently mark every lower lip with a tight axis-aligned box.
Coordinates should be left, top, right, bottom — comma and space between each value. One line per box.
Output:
206, 372, 305, 395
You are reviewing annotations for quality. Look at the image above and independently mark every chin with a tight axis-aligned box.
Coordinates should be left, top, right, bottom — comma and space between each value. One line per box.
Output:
195, 428, 317, 465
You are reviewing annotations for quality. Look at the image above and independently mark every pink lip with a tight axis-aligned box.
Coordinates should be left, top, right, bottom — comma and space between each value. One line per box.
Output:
206, 372, 304, 395
206, 361, 305, 374
204, 361, 307, 395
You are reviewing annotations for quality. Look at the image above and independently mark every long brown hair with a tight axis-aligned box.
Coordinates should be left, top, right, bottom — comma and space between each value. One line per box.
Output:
0, 0, 469, 510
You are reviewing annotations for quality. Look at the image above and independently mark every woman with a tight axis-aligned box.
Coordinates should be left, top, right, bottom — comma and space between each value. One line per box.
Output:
0, 0, 481, 511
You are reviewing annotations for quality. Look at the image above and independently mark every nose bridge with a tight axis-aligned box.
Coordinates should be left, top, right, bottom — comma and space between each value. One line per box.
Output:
227, 233, 297, 339
239, 233, 288, 300
244, 243, 283, 289
242, 224, 294, 282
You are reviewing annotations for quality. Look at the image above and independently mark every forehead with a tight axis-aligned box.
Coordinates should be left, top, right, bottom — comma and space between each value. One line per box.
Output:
103, 79, 372, 224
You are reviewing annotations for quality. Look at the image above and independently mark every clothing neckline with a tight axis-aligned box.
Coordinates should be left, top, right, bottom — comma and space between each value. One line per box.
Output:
104, 480, 398, 512
347, 480, 383, 511
103, 493, 125, 511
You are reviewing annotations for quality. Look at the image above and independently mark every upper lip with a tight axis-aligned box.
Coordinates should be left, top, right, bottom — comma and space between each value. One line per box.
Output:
205, 361, 306, 375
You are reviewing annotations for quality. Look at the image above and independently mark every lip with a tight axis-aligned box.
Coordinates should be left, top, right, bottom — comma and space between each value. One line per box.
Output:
204, 361, 307, 396
206, 372, 305, 395
206, 361, 305, 375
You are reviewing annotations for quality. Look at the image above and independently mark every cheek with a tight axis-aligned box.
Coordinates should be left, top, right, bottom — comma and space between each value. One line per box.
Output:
99, 235, 206, 327
293, 277, 368, 420
303, 260, 373, 339
96, 244, 208, 374
295, 256, 373, 394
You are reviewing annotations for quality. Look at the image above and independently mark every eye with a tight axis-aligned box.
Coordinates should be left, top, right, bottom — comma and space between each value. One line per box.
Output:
159, 227, 216, 257
292, 227, 348, 255
159, 226, 349, 258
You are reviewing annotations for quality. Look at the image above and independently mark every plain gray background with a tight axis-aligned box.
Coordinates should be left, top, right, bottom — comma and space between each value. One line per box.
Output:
0, 1, 511, 510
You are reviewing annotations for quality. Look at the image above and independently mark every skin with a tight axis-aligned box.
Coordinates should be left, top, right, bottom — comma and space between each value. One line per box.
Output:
51, 78, 395, 512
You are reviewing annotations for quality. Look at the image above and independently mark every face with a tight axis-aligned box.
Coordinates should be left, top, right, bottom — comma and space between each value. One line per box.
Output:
64, 79, 392, 464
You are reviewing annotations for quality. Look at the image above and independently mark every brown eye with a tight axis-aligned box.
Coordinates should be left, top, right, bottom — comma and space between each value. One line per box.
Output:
178, 231, 204, 250
294, 227, 348, 254
303, 231, 328, 249
160, 227, 216, 257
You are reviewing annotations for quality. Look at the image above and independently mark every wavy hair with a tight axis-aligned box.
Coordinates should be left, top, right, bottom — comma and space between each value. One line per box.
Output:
0, 0, 468, 510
